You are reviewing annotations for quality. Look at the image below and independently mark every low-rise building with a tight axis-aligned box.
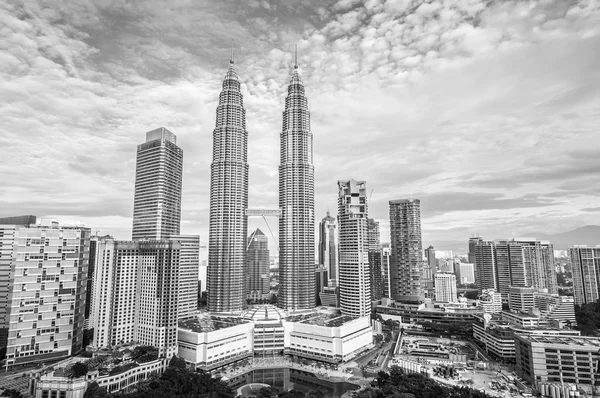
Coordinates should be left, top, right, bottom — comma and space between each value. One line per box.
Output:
376, 300, 479, 325
177, 314, 254, 370
515, 334, 600, 394
241, 305, 286, 357
479, 289, 502, 314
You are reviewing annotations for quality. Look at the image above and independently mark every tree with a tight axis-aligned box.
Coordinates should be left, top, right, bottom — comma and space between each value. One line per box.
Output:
1, 390, 23, 398
169, 356, 187, 370
83, 382, 110, 398
575, 300, 600, 336
256, 386, 279, 398
71, 362, 89, 378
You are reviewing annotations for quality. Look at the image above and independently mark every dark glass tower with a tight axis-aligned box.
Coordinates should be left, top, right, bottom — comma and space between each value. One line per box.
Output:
207, 57, 249, 313
278, 56, 315, 311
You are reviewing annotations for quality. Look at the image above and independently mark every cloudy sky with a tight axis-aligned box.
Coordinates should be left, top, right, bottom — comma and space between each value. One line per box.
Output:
1, 0, 599, 251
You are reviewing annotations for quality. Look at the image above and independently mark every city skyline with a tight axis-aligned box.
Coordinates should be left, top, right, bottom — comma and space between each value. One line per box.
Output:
2, 1, 600, 249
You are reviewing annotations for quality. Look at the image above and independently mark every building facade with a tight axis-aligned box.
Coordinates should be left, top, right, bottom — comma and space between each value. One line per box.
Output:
168, 235, 200, 319
569, 246, 600, 306
337, 180, 371, 317
318, 212, 338, 286
517, 239, 557, 294
382, 244, 391, 298
456, 262, 475, 285
207, 58, 249, 313
389, 199, 423, 301
509, 286, 537, 312
474, 240, 497, 293
131, 127, 183, 240
5, 224, 90, 369
368, 218, 383, 301
278, 60, 315, 311
246, 229, 270, 300
435, 273, 457, 303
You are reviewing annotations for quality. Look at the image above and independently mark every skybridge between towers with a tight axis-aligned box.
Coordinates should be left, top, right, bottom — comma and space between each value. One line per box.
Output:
245, 208, 281, 250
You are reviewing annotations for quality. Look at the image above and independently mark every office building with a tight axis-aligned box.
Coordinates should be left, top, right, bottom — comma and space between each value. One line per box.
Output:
534, 292, 576, 325
389, 199, 423, 300
368, 218, 383, 300
278, 56, 315, 311
382, 243, 391, 298
516, 238, 557, 294
474, 241, 497, 293
494, 240, 526, 300
338, 180, 371, 317
207, 56, 249, 313
569, 246, 600, 306
5, 223, 90, 369
132, 127, 183, 240
315, 267, 328, 306
515, 334, 600, 393
246, 229, 270, 301
435, 273, 457, 303
422, 245, 436, 298
509, 286, 537, 312
169, 235, 200, 319
318, 212, 338, 286
456, 262, 475, 285
468, 237, 482, 288
0, 216, 36, 358
90, 238, 181, 357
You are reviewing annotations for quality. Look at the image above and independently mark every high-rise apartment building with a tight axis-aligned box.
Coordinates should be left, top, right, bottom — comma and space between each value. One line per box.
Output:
474, 241, 497, 292
435, 273, 457, 303
132, 127, 183, 240
389, 199, 423, 301
278, 58, 315, 311
494, 240, 527, 300
207, 57, 249, 314
5, 223, 90, 369
456, 262, 475, 284
382, 243, 391, 299
515, 238, 557, 294
90, 238, 181, 357
569, 246, 600, 306
338, 180, 371, 317
168, 235, 200, 319
368, 218, 383, 300
0, 216, 36, 358
246, 229, 270, 301
318, 212, 338, 286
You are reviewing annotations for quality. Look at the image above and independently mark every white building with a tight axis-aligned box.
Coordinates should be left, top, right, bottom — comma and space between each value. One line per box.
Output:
168, 235, 200, 319
435, 273, 457, 303
6, 223, 90, 369
177, 314, 254, 370
456, 262, 475, 284
479, 289, 503, 314
509, 286, 537, 312
534, 292, 576, 324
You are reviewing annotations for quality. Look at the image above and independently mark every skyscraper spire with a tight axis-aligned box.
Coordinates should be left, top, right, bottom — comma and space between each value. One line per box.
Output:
230, 39, 234, 64
294, 44, 298, 69
207, 55, 249, 314
279, 50, 315, 311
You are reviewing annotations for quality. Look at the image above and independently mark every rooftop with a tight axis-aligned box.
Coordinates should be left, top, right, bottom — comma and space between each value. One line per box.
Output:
515, 334, 600, 347
179, 313, 250, 333
286, 312, 356, 327
241, 305, 287, 322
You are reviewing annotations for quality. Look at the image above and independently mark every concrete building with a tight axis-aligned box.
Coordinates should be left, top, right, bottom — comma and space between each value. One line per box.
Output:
516, 238, 557, 294
569, 246, 600, 306
207, 57, 249, 313
509, 286, 537, 312
468, 237, 483, 288
389, 199, 423, 301
246, 229, 270, 301
474, 240, 497, 293
315, 267, 328, 306
318, 212, 338, 286
278, 57, 315, 312
168, 235, 200, 319
422, 246, 436, 299
534, 292, 576, 325
5, 223, 90, 369
0, 215, 36, 356
382, 244, 391, 299
319, 286, 340, 307
514, 334, 600, 393
90, 238, 181, 358
473, 314, 581, 362
435, 273, 457, 303
241, 305, 286, 357
376, 299, 480, 325
455, 262, 475, 285
495, 240, 527, 301
132, 127, 183, 240
337, 180, 371, 317
479, 289, 503, 314
177, 314, 254, 370
368, 218, 383, 301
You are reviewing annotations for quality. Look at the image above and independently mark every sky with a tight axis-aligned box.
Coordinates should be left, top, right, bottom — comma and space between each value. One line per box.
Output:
1, 0, 600, 252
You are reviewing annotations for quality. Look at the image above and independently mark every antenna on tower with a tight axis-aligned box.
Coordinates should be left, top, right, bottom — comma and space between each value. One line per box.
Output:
294, 44, 298, 69
230, 39, 234, 64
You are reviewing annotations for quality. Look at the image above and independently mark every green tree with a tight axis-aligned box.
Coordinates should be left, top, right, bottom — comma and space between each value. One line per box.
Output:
71, 362, 89, 378
575, 300, 600, 336
256, 386, 279, 398
83, 382, 111, 398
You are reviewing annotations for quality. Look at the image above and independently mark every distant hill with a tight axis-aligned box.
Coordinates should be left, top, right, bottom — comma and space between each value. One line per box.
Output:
426, 225, 600, 254
525, 225, 600, 249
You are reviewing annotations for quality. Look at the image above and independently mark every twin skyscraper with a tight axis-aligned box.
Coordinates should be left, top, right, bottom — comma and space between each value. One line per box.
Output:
207, 52, 315, 313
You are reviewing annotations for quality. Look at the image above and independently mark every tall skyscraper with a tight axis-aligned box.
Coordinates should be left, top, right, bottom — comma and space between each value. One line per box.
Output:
474, 240, 497, 293
207, 56, 249, 313
246, 229, 270, 301
278, 55, 315, 311
423, 245, 436, 298
318, 212, 338, 287
515, 238, 557, 294
168, 235, 200, 319
132, 127, 183, 240
368, 218, 383, 300
569, 246, 600, 306
495, 240, 526, 301
90, 237, 181, 357
0, 216, 36, 358
5, 223, 90, 369
382, 243, 392, 299
468, 237, 482, 287
435, 273, 457, 303
338, 180, 371, 317
389, 199, 424, 301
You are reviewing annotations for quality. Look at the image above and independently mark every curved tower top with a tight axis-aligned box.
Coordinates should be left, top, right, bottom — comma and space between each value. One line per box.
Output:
207, 57, 249, 314
278, 56, 316, 311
